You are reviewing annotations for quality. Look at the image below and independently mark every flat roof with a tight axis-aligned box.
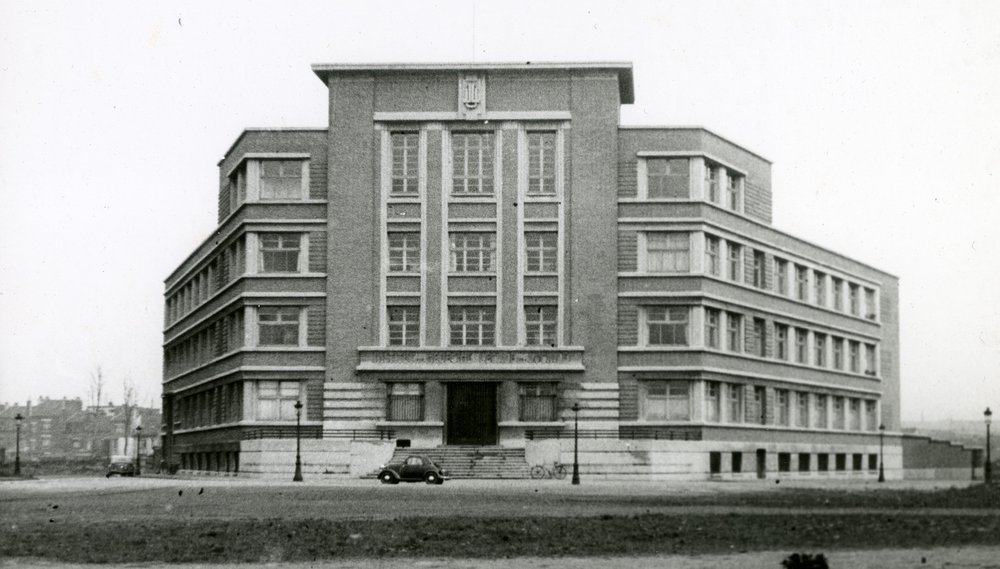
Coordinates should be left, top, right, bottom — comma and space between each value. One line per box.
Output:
311, 61, 635, 104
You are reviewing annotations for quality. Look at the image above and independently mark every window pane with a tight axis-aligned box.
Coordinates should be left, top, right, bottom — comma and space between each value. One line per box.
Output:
452, 133, 494, 194
391, 133, 419, 194
260, 160, 303, 200
259, 233, 301, 273
258, 307, 300, 346
527, 132, 556, 195
646, 158, 689, 198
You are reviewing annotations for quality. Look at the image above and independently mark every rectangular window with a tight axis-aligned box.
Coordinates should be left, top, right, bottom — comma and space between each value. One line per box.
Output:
833, 337, 844, 369
865, 344, 877, 375
795, 328, 808, 364
778, 452, 791, 472
706, 381, 721, 422
229, 167, 246, 212
753, 318, 767, 357
449, 306, 496, 346
387, 383, 423, 421
387, 306, 420, 346
752, 386, 766, 424
388, 232, 421, 273
726, 312, 742, 352
525, 232, 557, 272
775, 258, 788, 295
705, 235, 720, 276
850, 399, 862, 430
864, 288, 877, 320
795, 265, 808, 301
646, 307, 689, 346
258, 380, 300, 421
776, 389, 790, 426
726, 171, 741, 211
704, 162, 719, 203
814, 271, 826, 306
818, 453, 829, 471
527, 132, 556, 195
835, 453, 847, 471
775, 324, 789, 360
258, 233, 302, 273
259, 160, 303, 200
646, 157, 689, 198
727, 384, 743, 423
450, 233, 496, 272
732, 451, 743, 473
646, 232, 690, 272
705, 308, 720, 349
833, 278, 844, 311
452, 132, 494, 194
727, 242, 742, 282
642, 381, 690, 421
257, 307, 300, 346
525, 305, 557, 347
866, 400, 878, 430
752, 250, 766, 288
815, 394, 828, 429
868, 454, 878, 471
814, 333, 827, 367
833, 397, 845, 429
520, 383, 557, 421
849, 283, 860, 315
799, 453, 811, 472
849, 341, 860, 373
391, 132, 419, 194
796, 392, 810, 428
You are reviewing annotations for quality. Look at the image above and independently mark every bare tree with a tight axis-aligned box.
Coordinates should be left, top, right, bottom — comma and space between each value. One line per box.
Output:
121, 376, 137, 455
88, 366, 104, 411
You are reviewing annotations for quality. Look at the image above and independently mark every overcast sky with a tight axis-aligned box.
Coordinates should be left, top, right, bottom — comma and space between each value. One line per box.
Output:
0, 0, 997, 421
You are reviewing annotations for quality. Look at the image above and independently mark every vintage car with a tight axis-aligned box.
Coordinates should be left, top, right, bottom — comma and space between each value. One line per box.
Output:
105, 455, 136, 478
377, 455, 448, 484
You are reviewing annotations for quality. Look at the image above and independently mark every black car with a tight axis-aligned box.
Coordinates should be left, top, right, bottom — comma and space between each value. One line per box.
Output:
378, 455, 447, 484
106, 456, 136, 477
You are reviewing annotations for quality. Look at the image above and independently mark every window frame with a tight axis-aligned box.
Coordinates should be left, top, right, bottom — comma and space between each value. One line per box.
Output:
449, 232, 497, 273
387, 382, 424, 422
390, 132, 420, 195
525, 231, 558, 273
387, 306, 420, 347
640, 380, 691, 422
524, 305, 558, 347
256, 306, 303, 347
644, 157, 690, 199
527, 131, 557, 196
388, 232, 421, 273
258, 233, 303, 274
448, 306, 496, 346
644, 306, 690, 347
644, 231, 690, 273
256, 380, 302, 422
259, 159, 307, 201
451, 131, 495, 195
519, 382, 558, 422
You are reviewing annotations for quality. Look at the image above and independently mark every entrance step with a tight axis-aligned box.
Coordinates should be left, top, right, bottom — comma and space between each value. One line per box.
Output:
387, 446, 532, 479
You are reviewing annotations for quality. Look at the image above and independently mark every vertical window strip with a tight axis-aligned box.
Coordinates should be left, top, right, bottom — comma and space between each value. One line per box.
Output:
525, 232, 557, 272
388, 232, 421, 272
449, 306, 496, 346
391, 133, 419, 194
387, 306, 420, 346
527, 132, 556, 195
524, 305, 557, 346
452, 132, 494, 194
450, 232, 496, 272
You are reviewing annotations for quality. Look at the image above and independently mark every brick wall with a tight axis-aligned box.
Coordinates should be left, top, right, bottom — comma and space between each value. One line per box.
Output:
618, 378, 638, 421
309, 231, 327, 273
617, 303, 638, 346
617, 231, 638, 272
307, 305, 325, 347
618, 157, 637, 198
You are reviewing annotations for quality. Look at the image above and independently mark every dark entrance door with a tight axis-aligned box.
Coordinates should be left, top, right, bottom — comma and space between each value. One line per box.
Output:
756, 449, 767, 479
446, 383, 497, 445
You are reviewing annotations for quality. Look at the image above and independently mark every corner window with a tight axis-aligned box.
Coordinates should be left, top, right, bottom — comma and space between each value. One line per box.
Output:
391, 132, 419, 194
527, 132, 556, 195
388, 232, 421, 273
387, 383, 424, 421
259, 233, 301, 273
452, 132, 494, 194
387, 306, 420, 346
450, 233, 496, 272
864, 288, 878, 320
645, 157, 689, 199
645, 232, 689, 273
449, 306, 496, 346
519, 383, 557, 422
257, 307, 301, 346
525, 232, 557, 273
641, 381, 690, 421
257, 381, 301, 421
645, 307, 689, 346
260, 160, 304, 200
525, 305, 557, 347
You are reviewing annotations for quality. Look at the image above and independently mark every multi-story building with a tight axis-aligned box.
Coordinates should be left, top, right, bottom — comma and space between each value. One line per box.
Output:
161, 62, 900, 480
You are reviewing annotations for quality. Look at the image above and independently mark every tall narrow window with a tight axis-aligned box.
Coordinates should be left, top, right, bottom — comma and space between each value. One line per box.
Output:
815, 394, 828, 429
449, 306, 496, 346
864, 288, 877, 320
814, 333, 827, 367
752, 386, 766, 424
833, 397, 845, 429
520, 383, 557, 421
646, 157, 689, 198
866, 400, 878, 430
849, 341, 860, 372
752, 250, 766, 288
642, 381, 690, 421
753, 318, 767, 357
527, 132, 556, 195
705, 308, 720, 349
865, 344, 877, 375
388, 232, 421, 273
257, 307, 300, 346
646, 232, 690, 272
726, 312, 742, 352
387, 383, 424, 421
849, 283, 860, 315
259, 160, 304, 200
704, 161, 720, 203
833, 278, 844, 311
833, 337, 844, 369
850, 399, 862, 430
795, 328, 808, 364
726, 171, 741, 211
525, 305, 557, 346
775, 324, 789, 360
814, 271, 826, 306
776, 390, 790, 426
525, 232, 557, 272
775, 258, 788, 295
452, 132, 494, 194
795, 265, 809, 301
796, 392, 810, 428
646, 307, 689, 346
706, 382, 721, 422
705, 235, 720, 276
391, 132, 419, 194
450, 233, 496, 272
727, 242, 742, 282
387, 306, 420, 346
727, 384, 743, 423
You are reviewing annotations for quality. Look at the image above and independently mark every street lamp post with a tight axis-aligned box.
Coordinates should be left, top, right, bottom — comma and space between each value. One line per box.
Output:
571, 402, 580, 486
878, 423, 885, 483
293, 400, 304, 482
14, 413, 23, 477
985, 407, 993, 485
134, 426, 142, 476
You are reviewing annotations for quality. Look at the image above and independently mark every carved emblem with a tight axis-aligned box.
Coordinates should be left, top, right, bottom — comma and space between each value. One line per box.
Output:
458, 74, 486, 119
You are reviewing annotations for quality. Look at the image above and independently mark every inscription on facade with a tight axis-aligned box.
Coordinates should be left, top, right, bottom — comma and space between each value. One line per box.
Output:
358, 349, 584, 369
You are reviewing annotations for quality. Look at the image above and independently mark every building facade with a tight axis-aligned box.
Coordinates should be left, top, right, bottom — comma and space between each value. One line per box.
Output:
162, 62, 901, 479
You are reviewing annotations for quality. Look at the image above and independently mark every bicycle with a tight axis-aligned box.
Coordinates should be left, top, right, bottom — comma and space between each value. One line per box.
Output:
530, 462, 567, 480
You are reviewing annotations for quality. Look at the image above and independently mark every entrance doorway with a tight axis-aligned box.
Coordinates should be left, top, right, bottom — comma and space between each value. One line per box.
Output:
446, 383, 497, 445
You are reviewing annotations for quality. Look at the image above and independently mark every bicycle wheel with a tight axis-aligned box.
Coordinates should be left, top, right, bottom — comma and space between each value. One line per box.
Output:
552, 464, 567, 480
530, 465, 546, 479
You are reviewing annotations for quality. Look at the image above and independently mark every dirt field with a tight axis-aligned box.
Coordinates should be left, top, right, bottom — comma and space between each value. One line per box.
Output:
1, 477, 998, 564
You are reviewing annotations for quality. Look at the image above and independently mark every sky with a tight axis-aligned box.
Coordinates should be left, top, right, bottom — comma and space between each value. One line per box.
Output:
0, 0, 997, 421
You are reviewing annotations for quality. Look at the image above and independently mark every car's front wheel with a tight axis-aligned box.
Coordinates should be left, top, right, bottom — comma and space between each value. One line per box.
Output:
424, 472, 440, 485
379, 471, 398, 485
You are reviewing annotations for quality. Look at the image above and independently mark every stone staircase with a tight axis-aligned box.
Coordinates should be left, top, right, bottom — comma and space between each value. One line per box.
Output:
385, 446, 532, 479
